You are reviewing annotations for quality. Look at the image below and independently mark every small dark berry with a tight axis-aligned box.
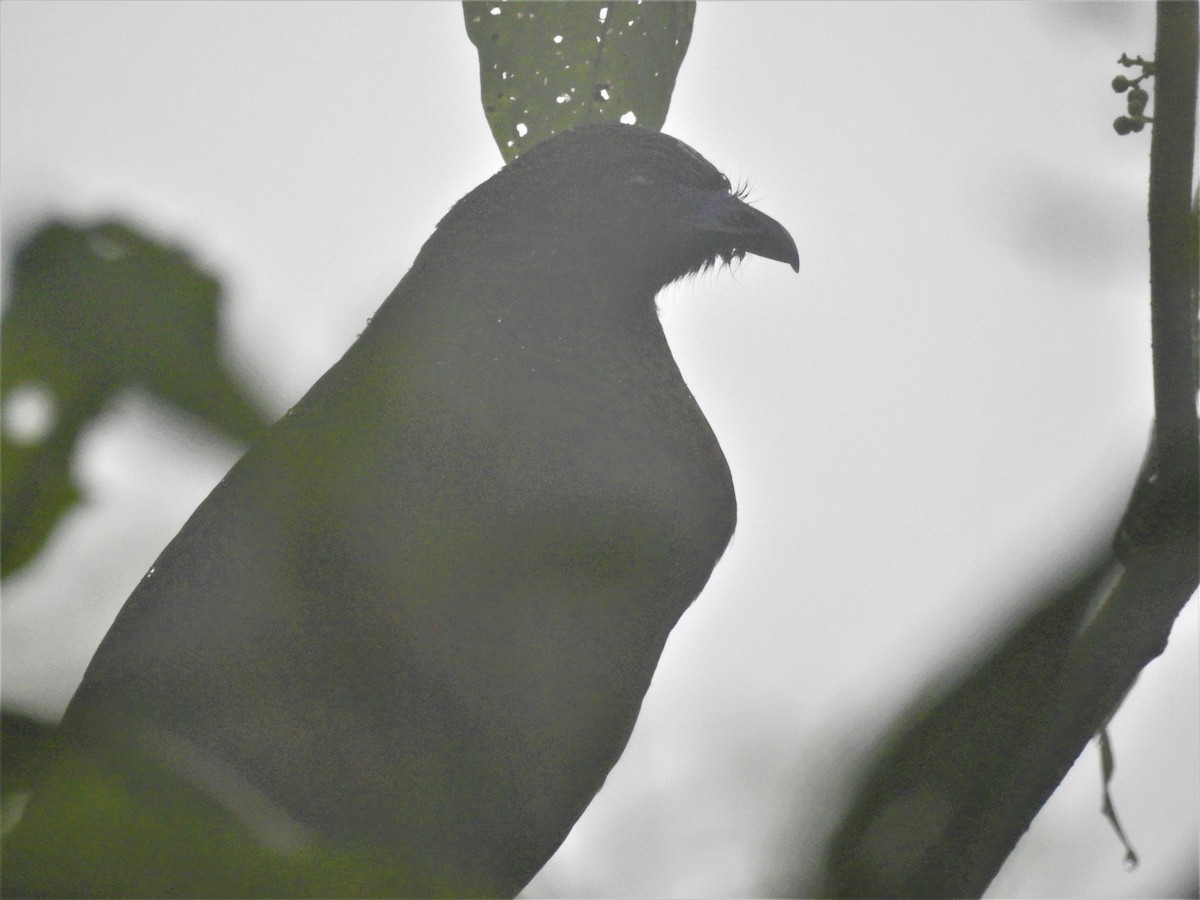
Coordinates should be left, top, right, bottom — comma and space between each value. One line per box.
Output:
1130, 118, 1145, 133
1128, 87, 1149, 105
1113, 116, 1134, 135
1112, 75, 1131, 92
1128, 97, 1146, 116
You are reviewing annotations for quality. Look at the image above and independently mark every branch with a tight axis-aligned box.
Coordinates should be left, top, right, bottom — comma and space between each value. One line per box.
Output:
809, 4, 1197, 895
947, 3, 1199, 889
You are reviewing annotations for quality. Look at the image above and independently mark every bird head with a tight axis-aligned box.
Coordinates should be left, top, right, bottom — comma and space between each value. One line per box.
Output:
431, 124, 799, 293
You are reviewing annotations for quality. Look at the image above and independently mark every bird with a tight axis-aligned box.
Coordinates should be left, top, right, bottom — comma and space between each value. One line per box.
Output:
2, 122, 798, 898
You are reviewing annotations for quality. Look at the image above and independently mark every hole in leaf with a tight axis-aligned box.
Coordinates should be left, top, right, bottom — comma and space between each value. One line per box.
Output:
3, 382, 58, 446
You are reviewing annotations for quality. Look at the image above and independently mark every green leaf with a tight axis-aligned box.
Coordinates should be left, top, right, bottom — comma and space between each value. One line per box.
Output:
1, 735, 466, 898
1, 710, 59, 799
463, 0, 695, 161
1, 219, 271, 578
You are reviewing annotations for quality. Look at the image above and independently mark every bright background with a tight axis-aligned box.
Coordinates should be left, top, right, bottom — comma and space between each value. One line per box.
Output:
1, 2, 1196, 896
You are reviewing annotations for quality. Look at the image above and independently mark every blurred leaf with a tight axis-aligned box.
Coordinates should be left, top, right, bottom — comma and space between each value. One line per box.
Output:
1, 219, 271, 578
1, 735, 461, 898
463, 0, 694, 160
814, 552, 1119, 898
0, 710, 59, 799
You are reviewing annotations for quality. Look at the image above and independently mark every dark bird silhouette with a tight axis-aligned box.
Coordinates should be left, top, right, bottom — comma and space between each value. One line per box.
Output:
2, 123, 798, 898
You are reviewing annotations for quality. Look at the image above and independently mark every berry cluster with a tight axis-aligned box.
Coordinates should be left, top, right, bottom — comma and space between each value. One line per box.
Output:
1111, 53, 1155, 135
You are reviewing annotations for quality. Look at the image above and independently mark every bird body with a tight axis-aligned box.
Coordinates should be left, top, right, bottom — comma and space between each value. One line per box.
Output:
4, 124, 797, 897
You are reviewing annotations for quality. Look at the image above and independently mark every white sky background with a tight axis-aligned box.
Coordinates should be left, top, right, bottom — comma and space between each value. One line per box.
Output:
1, 2, 1196, 896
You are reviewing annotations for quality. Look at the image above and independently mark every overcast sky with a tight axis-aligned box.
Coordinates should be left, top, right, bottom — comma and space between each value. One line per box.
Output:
1, 2, 1196, 896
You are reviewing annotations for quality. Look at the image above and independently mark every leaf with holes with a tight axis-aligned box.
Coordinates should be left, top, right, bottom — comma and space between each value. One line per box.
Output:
463, 0, 694, 161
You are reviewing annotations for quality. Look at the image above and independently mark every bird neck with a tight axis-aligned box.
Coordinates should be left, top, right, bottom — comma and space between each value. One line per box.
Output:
374, 244, 674, 367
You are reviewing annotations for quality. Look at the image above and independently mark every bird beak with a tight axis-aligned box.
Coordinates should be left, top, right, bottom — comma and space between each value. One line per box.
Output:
723, 197, 800, 272
691, 188, 799, 272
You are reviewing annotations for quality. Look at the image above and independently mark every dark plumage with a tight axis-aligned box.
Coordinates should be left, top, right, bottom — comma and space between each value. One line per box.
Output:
3, 123, 797, 897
